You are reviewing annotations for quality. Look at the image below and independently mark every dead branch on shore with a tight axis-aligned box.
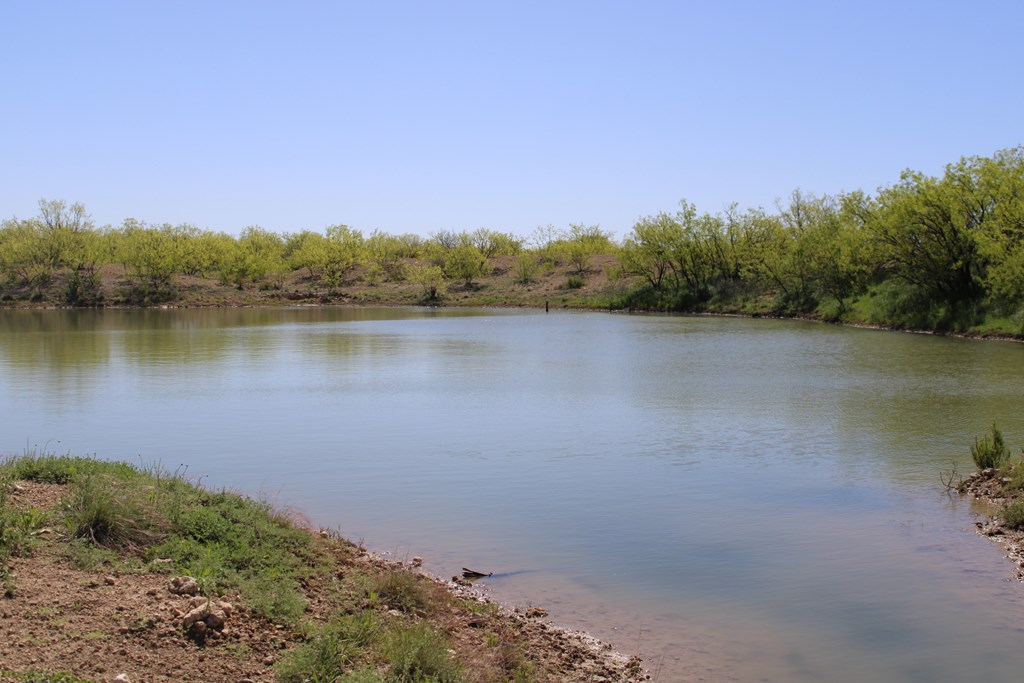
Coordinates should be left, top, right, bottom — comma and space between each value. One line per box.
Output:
941, 462, 964, 492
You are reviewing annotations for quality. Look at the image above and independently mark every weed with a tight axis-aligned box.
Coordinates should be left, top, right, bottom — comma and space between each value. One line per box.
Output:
1, 567, 16, 598
383, 622, 461, 683
275, 622, 359, 683
565, 275, 585, 290
1003, 501, 1024, 530
240, 570, 307, 624
63, 473, 164, 550
971, 423, 1011, 470
370, 570, 431, 614
338, 667, 386, 682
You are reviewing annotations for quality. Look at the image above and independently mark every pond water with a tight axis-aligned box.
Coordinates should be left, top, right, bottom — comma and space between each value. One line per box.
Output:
2, 307, 1024, 682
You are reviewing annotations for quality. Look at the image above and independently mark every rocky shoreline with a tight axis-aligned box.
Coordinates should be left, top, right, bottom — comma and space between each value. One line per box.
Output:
958, 467, 1024, 582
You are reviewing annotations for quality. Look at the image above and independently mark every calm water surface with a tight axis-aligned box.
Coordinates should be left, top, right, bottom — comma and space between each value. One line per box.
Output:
2, 307, 1024, 682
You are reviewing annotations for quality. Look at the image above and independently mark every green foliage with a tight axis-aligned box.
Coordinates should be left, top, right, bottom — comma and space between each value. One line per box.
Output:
63, 472, 164, 550
219, 226, 287, 289
384, 623, 462, 683
1001, 500, 1024, 531
442, 244, 490, 286
5, 453, 133, 484
275, 613, 383, 683
468, 228, 524, 257
370, 570, 432, 614
513, 253, 538, 284
971, 423, 1011, 470
5, 453, 316, 623
565, 275, 585, 290
409, 265, 447, 302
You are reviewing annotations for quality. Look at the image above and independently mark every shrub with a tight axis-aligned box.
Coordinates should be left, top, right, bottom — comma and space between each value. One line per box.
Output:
971, 423, 1011, 470
1002, 501, 1024, 530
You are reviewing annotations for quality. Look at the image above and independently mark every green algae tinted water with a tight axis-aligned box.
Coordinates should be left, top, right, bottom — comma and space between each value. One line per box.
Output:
2, 307, 1024, 682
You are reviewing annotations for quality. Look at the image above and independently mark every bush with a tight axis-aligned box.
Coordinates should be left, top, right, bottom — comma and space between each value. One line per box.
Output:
1002, 501, 1024, 530
971, 423, 1011, 470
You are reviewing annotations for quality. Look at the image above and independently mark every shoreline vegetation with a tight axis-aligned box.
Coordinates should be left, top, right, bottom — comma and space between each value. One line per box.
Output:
2, 147, 1024, 339
0, 454, 647, 683
954, 426, 1024, 581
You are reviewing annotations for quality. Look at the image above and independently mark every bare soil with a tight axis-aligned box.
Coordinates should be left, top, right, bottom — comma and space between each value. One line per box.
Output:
0, 481, 647, 683
0, 256, 636, 311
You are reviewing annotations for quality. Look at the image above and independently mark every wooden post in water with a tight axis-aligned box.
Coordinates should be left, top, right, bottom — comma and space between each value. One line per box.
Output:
545, 300, 549, 313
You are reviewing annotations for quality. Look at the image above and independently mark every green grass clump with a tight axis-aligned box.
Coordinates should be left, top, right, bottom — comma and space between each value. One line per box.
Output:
971, 423, 1011, 470
63, 472, 165, 550
0, 472, 49, 564
383, 623, 461, 683
370, 570, 433, 615
276, 613, 384, 683
1002, 500, 1024, 530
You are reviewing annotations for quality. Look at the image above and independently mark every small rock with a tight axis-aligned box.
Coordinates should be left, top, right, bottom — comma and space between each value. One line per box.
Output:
411, 556, 423, 567
525, 607, 548, 618
387, 609, 402, 617
169, 576, 199, 596
104, 576, 116, 586
218, 601, 234, 617
113, 675, 132, 683
262, 655, 275, 665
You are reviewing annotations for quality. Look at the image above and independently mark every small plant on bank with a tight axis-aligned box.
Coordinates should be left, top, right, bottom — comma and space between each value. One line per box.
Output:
63, 473, 163, 551
370, 569, 433, 614
971, 423, 1010, 470
1001, 500, 1024, 531
565, 275, 585, 290
383, 622, 462, 683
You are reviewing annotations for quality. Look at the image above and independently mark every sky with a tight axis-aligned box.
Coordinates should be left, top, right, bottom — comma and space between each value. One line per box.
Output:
1, 1, 1022, 239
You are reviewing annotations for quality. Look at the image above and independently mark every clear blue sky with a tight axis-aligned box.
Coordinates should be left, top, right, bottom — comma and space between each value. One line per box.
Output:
2, 1, 1021, 238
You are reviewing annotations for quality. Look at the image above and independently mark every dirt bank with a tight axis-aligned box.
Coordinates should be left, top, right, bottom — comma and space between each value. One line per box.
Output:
0, 476, 648, 683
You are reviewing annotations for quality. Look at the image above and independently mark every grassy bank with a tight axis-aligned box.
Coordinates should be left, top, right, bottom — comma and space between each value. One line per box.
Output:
0, 454, 643, 683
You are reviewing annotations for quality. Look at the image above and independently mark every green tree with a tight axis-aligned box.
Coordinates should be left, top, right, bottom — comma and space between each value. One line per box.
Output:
970, 147, 1024, 311
321, 224, 365, 288
220, 227, 287, 289
869, 164, 987, 311
116, 219, 180, 293
409, 264, 447, 301
443, 243, 490, 286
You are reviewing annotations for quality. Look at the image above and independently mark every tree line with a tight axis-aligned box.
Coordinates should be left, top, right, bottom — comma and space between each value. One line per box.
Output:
1, 147, 1022, 332
620, 147, 1024, 331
